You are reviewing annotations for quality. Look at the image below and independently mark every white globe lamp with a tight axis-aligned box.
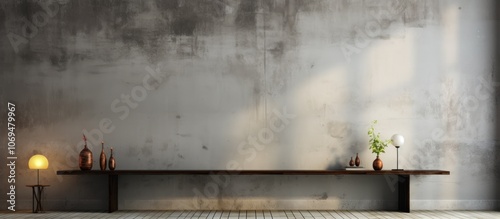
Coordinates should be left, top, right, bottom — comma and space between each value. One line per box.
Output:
391, 134, 404, 171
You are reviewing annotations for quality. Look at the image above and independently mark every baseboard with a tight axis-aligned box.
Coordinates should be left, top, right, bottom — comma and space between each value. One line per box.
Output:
11, 199, 500, 211
13, 199, 108, 212
411, 200, 500, 210
120, 199, 397, 210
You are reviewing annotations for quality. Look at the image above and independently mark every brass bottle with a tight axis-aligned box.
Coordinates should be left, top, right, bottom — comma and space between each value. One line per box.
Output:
109, 147, 116, 170
79, 134, 93, 170
355, 153, 361, 167
99, 141, 107, 170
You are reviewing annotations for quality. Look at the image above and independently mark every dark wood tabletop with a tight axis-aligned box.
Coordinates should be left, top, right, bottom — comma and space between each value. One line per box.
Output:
57, 169, 450, 175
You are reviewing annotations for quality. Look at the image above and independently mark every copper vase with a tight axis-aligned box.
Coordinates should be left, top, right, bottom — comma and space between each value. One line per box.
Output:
349, 157, 354, 166
355, 153, 361, 167
108, 147, 116, 170
373, 155, 383, 170
79, 143, 93, 170
99, 141, 107, 170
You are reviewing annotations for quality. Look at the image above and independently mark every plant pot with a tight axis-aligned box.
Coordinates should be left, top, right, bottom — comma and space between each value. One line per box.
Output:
372, 156, 383, 171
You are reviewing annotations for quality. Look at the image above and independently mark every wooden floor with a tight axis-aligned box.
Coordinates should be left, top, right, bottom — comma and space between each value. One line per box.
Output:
1, 210, 499, 219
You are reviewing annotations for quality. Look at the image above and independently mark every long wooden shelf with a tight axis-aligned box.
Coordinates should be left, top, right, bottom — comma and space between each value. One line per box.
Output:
57, 169, 450, 175
57, 169, 450, 213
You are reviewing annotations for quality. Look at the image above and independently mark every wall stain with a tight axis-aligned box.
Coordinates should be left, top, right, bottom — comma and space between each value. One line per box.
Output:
282, 0, 300, 34
177, 133, 192, 138
268, 41, 284, 60
141, 136, 154, 157
402, 0, 441, 27
316, 192, 328, 200
2, 0, 443, 66
157, 0, 226, 36
235, 0, 256, 30
327, 121, 351, 139
3, 0, 232, 64
171, 6, 198, 36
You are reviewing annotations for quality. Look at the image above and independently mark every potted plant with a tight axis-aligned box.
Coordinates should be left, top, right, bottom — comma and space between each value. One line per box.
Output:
368, 120, 390, 170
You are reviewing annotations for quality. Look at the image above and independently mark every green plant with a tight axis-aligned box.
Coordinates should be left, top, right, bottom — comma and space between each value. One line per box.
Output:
368, 120, 390, 156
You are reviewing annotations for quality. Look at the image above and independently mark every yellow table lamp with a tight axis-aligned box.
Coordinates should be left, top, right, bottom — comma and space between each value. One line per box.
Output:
29, 155, 49, 185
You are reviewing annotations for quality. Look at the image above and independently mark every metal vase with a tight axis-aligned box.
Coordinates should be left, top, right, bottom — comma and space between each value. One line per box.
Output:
79, 144, 93, 170
355, 153, 361, 167
108, 148, 116, 170
349, 157, 354, 166
372, 155, 383, 171
99, 143, 107, 171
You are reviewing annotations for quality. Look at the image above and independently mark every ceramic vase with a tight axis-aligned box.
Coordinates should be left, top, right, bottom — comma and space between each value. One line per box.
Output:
109, 147, 116, 170
355, 153, 361, 167
79, 143, 93, 170
99, 141, 107, 170
372, 155, 383, 170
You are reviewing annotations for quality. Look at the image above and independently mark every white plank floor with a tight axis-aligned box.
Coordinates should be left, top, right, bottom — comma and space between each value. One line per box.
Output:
0, 210, 499, 219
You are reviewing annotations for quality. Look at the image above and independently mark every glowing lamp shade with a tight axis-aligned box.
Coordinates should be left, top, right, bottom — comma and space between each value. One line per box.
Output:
29, 154, 49, 185
391, 134, 405, 147
29, 155, 49, 170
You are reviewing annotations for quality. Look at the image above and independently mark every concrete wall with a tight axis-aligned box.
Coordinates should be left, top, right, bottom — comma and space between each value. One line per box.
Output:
0, 0, 498, 211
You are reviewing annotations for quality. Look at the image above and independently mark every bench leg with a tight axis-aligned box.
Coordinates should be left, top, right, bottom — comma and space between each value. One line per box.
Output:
109, 175, 118, 213
398, 175, 410, 213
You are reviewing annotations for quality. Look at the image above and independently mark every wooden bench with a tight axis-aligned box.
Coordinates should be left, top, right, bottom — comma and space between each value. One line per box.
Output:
57, 169, 450, 213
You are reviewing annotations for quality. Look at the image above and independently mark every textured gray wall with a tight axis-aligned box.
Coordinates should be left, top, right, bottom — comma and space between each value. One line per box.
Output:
0, 0, 498, 211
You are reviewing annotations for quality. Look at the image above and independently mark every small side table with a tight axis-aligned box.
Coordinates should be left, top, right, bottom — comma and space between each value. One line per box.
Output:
26, 185, 49, 213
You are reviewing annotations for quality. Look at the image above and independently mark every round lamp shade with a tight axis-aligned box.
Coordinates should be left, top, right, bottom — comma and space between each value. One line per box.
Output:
28, 154, 49, 170
391, 134, 405, 147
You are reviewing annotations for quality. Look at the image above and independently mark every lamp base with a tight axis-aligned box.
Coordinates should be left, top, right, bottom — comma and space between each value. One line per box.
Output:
392, 169, 404, 171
